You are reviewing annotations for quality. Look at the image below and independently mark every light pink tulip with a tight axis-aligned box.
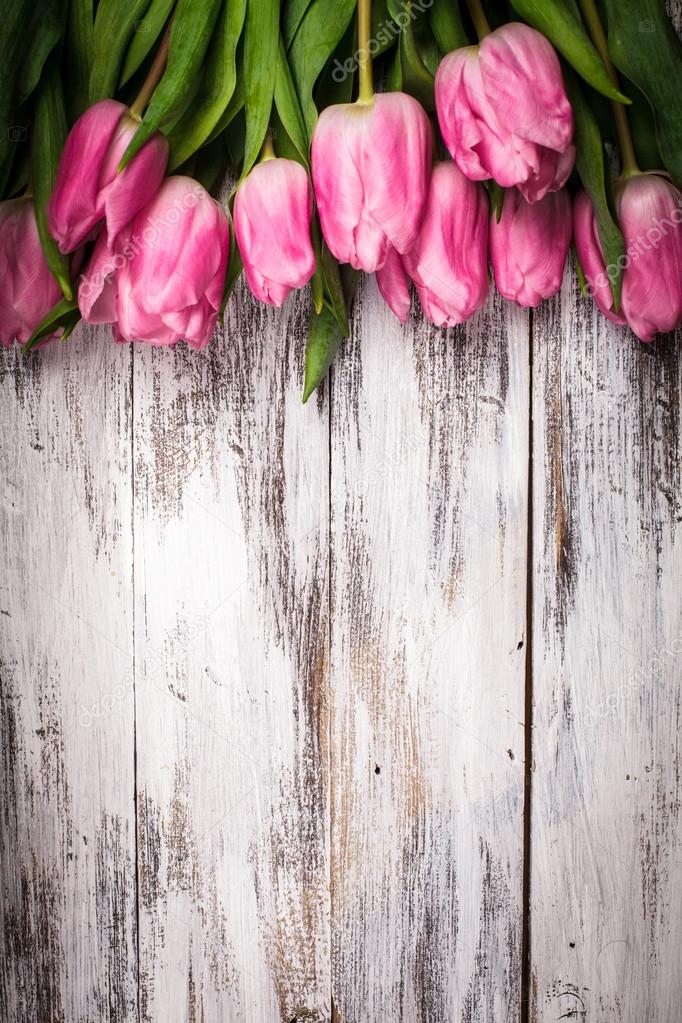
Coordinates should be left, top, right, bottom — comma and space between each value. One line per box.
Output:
435, 24, 574, 203
0, 198, 62, 346
234, 158, 316, 306
48, 99, 168, 254
311, 92, 432, 272
79, 177, 229, 349
490, 188, 572, 306
376, 247, 411, 324
574, 175, 682, 341
399, 162, 489, 328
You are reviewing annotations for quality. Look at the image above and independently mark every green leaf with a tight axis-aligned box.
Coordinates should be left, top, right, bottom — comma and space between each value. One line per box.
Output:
565, 68, 625, 311
303, 267, 358, 402
65, 0, 94, 120
204, 80, 244, 148
0, 0, 37, 194
283, 0, 315, 49
31, 53, 73, 300
289, 0, 357, 138
167, 0, 247, 171
221, 220, 243, 314
120, 0, 224, 168
23, 295, 80, 353
119, 0, 175, 87
314, 16, 356, 109
388, 0, 435, 109
508, 0, 630, 102
624, 79, 662, 173
241, 0, 280, 178
274, 36, 310, 166
89, 0, 151, 102
429, 0, 469, 53
602, 0, 682, 186
17, 0, 65, 106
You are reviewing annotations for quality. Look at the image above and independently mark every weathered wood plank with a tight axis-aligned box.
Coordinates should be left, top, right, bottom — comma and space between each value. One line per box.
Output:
530, 266, 682, 1019
330, 281, 529, 1022
132, 288, 330, 1022
0, 332, 137, 1022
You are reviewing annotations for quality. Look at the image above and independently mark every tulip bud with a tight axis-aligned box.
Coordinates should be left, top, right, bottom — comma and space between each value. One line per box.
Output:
234, 158, 316, 307
398, 162, 489, 328
435, 24, 575, 203
311, 92, 432, 272
0, 198, 62, 346
490, 188, 572, 307
79, 177, 229, 349
48, 100, 169, 254
575, 175, 682, 342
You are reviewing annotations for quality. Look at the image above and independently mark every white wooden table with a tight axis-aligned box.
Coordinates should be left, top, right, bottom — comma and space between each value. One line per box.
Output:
1, 259, 681, 1021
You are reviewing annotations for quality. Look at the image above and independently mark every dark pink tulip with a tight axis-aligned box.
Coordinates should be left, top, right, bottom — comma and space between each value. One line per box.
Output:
574, 175, 682, 341
0, 198, 62, 346
79, 177, 229, 349
400, 162, 489, 328
490, 188, 572, 307
311, 92, 431, 272
234, 158, 316, 306
48, 100, 168, 254
376, 247, 411, 324
435, 24, 574, 203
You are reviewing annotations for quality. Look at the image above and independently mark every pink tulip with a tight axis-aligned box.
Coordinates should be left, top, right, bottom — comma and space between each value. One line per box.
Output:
376, 247, 411, 324
234, 158, 316, 306
435, 24, 574, 203
574, 175, 682, 341
490, 188, 572, 307
79, 177, 229, 349
398, 162, 489, 328
48, 100, 168, 254
0, 198, 62, 346
311, 92, 432, 272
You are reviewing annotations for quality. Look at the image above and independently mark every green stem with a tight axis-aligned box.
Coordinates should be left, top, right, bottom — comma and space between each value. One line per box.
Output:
357, 0, 374, 103
259, 130, 276, 162
466, 0, 491, 40
129, 20, 172, 118
578, 0, 639, 177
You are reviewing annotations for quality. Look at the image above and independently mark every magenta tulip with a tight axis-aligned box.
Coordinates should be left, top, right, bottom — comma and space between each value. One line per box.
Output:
311, 92, 432, 272
48, 100, 168, 254
79, 177, 229, 349
397, 162, 489, 328
490, 188, 572, 306
574, 175, 682, 341
435, 24, 574, 203
234, 158, 316, 306
376, 247, 411, 324
0, 198, 62, 346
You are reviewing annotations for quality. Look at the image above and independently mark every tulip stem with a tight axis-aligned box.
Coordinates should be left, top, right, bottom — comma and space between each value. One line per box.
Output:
130, 20, 172, 118
357, 0, 374, 103
259, 130, 276, 163
578, 0, 639, 178
466, 0, 491, 39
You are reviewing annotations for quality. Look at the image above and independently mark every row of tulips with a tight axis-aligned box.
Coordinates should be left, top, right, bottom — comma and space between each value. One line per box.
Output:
1, 0, 681, 397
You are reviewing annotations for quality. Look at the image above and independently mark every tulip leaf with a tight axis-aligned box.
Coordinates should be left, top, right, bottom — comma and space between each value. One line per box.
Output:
90, 0, 152, 102
221, 222, 243, 314
388, 0, 435, 109
602, 0, 682, 187
314, 16, 357, 109
565, 68, 625, 311
16, 0, 65, 106
32, 54, 73, 300
274, 37, 310, 166
289, 0, 357, 138
429, 0, 469, 53
65, 0, 94, 120
241, 0, 280, 178
283, 0, 315, 49
508, 0, 629, 103
205, 81, 245, 148
120, 0, 224, 168
0, 0, 37, 194
167, 0, 247, 171
119, 0, 175, 87
303, 267, 358, 402
23, 295, 81, 353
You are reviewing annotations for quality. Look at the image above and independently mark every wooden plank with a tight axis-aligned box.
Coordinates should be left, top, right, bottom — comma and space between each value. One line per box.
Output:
329, 280, 529, 1021
132, 289, 331, 1022
0, 331, 137, 1022
530, 268, 682, 1019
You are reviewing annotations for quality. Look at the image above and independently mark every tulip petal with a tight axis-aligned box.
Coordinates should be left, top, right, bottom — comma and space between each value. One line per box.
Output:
376, 248, 411, 323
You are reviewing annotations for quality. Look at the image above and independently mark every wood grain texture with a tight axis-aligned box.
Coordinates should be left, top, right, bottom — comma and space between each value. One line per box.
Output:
0, 333, 137, 1022
530, 266, 682, 1020
131, 286, 331, 1022
330, 280, 529, 1022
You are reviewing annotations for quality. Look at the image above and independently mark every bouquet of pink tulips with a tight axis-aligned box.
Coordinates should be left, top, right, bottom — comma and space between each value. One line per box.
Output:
1, 0, 681, 399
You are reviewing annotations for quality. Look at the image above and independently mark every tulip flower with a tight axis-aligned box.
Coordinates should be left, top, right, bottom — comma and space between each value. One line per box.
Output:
48, 99, 168, 254
311, 92, 432, 272
376, 247, 412, 324
79, 177, 229, 349
490, 188, 572, 307
396, 162, 489, 328
435, 24, 575, 204
0, 198, 62, 346
574, 175, 682, 342
234, 157, 316, 307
